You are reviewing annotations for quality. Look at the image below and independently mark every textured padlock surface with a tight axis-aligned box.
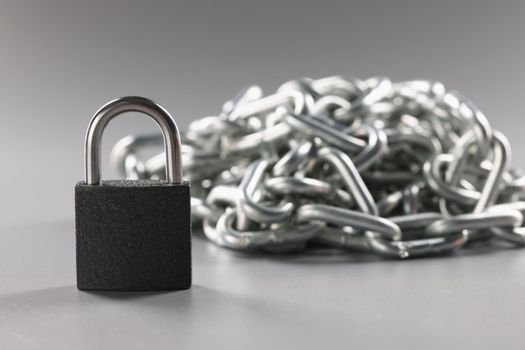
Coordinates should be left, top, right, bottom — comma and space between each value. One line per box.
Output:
75, 180, 191, 291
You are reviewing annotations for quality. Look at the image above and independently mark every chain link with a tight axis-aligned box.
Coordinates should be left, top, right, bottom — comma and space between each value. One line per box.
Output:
109, 76, 525, 258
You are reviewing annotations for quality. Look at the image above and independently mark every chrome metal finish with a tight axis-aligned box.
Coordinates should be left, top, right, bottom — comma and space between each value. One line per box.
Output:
109, 77, 525, 258
85, 96, 183, 185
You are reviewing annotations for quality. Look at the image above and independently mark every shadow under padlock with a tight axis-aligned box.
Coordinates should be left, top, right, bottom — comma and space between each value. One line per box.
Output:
75, 96, 191, 291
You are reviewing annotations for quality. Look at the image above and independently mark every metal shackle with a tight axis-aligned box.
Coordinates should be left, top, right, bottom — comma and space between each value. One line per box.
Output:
85, 96, 183, 185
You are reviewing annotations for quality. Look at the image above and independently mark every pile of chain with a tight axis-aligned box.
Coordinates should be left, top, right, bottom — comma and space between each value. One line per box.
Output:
110, 76, 525, 258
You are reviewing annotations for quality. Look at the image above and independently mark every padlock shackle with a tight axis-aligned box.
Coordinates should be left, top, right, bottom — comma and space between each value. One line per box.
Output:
85, 96, 183, 185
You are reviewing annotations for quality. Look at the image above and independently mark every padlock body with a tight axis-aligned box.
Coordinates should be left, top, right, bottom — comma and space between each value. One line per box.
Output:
75, 180, 191, 291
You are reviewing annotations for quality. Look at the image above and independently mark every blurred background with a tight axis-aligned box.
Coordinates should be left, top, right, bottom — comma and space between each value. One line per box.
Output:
1, 1, 524, 349
1, 0, 524, 225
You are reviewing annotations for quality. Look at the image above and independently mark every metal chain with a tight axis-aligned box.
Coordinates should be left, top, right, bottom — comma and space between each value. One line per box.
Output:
109, 76, 525, 258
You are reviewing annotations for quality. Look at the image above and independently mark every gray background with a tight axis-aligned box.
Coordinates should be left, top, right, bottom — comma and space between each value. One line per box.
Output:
1, 0, 525, 349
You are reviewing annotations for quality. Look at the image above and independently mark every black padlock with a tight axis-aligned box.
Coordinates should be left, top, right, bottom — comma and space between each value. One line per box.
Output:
75, 96, 191, 291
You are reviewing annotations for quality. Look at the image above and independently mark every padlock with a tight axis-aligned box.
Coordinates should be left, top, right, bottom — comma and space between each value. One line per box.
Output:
75, 96, 191, 291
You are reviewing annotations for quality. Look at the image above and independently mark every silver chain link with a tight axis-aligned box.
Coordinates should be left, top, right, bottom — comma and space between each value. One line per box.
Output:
109, 76, 525, 258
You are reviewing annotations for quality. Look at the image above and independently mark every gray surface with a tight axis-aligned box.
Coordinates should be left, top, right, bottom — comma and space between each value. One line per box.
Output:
1, 0, 525, 349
